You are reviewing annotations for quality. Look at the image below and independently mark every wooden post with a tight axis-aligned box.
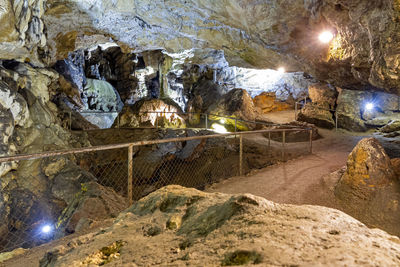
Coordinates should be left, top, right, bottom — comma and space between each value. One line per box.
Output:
309, 129, 313, 154
239, 135, 243, 176
268, 132, 271, 148
282, 130, 286, 161
69, 112, 72, 130
205, 114, 208, 129
128, 145, 133, 205
235, 118, 237, 132
335, 111, 338, 132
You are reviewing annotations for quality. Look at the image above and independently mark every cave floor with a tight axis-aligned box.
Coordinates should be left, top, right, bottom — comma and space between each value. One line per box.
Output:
207, 128, 393, 209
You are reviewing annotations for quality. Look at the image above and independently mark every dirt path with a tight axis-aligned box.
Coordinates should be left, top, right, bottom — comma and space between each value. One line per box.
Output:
207, 129, 369, 208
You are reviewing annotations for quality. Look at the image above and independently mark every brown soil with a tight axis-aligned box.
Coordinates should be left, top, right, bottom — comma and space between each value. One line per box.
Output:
207, 129, 368, 209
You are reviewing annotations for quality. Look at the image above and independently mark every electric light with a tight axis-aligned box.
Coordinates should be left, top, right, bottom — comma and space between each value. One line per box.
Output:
277, 67, 285, 74
211, 123, 228, 133
319, 31, 334, 44
41, 224, 53, 234
365, 103, 374, 111
220, 118, 226, 124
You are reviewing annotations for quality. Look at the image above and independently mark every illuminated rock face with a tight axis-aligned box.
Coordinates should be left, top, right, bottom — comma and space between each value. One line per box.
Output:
0, 1, 398, 93
117, 99, 185, 128
253, 92, 291, 114
33, 0, 400, 94
38, 185, 400, 266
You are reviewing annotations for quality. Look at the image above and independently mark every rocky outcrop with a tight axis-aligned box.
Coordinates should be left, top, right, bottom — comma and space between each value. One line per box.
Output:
381, 120, 400, 133
0, 0, 47, 66
38, 0, 400, 94
208, 89, 257, 131
0, 61, 129, 252
334, 138, 400, 236
117, 99, 186, 128
253, 92, 290, 114
298, 83, 337, 129
298, 104, 336, 129
336, 89, 369, 132
38, 185, 400, 266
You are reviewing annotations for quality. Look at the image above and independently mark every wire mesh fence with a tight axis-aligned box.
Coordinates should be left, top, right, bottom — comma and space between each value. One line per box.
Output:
0, 128, 312, 253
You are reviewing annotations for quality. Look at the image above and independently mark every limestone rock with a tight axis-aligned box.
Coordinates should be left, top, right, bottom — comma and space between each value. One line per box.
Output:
56, 182, 127, 235
117, 99, 185, 128
308, 83, 338, 110
298, 104, 335, 129
380, 120, 400, 133
38, 186, 400, 266
336, 89, 370, 132
208, 89, 257, 131
253, 92, 290, 114
335, 138, 400, 236
298, 83, 337, 129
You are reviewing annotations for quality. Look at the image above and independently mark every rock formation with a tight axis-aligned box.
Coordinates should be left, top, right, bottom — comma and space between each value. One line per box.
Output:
37, 185, 400, 266
334, 138, 400, 236
298, 83, 337, 129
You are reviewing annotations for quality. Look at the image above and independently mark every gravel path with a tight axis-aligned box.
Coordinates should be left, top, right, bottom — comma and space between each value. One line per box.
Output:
207, 129, 369, 209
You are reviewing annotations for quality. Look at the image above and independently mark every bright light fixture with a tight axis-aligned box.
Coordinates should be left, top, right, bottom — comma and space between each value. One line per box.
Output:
41, 224, 53, 234
211, 123, 228, 133
365, 103, 374, 111
277, 67, 285, 74
220, 118, 226, 124
319, 31, 334, 43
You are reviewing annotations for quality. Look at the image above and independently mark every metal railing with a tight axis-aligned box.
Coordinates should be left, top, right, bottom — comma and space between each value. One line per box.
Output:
62, 109, 307, 131
0, 127, 312, 253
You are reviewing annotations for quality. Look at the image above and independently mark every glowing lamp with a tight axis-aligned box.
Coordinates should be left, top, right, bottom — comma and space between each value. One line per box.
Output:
319, 31, 334, 43
41, 224, 53, 234
277, 67, 285, 74
365, 103, 374, 111
220, 118, 226, 124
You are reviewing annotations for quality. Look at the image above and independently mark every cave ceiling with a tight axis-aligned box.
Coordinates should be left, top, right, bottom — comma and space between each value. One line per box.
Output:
1, 0, 400, 94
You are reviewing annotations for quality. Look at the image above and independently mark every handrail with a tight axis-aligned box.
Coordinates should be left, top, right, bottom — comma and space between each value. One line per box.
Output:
63, 110, 306, 130
0, 128, 312, 163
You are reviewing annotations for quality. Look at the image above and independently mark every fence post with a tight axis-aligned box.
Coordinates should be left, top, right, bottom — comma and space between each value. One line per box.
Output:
309, 129, 313, 154
335, 111, 338, 132
268, 132, 271, 148
69, 111, 72, 130
235, 118, 237, 133
239, 134, 243, 176
282, 130, 286, 161
155, 112, 159, 129
128, 145, 133, 205
205, 114, 208, 129
117, 113, 121, 129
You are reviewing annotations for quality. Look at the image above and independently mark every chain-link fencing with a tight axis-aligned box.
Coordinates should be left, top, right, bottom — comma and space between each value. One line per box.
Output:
0, 128, 312, 253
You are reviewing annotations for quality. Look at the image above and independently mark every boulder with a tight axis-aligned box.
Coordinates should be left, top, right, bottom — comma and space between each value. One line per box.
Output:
56, 182, 127, 235
297, 83, 337, 129
380, 120, 400, 133
298, 104, 335, 129
308, 83, 337, 109
253, 92, 290, 113
38, 186, 400, 266
334, 138, 400, 236
336, 89, 370, 132
117, 99, 186, 128
208, 89, 257, 131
